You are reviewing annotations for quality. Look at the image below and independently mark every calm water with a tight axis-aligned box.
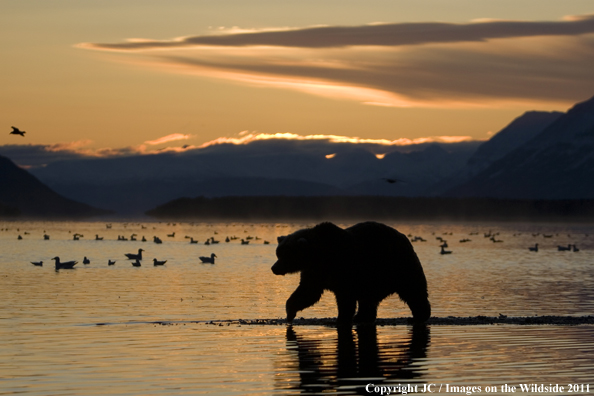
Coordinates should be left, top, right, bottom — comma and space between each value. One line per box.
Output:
1, 220, 594, 395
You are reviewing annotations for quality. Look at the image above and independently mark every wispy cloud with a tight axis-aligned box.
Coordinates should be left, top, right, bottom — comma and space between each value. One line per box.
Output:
1, 132, 477, 167
80, 15, 594, 50
0, 137, 197, 168
144, 133, 192, 145
0, 141, 136, 167
198, 132, 474, 148
77, 14, 594, 109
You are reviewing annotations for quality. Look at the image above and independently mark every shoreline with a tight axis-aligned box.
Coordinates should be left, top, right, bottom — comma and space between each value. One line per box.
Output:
91, 315, 594, 327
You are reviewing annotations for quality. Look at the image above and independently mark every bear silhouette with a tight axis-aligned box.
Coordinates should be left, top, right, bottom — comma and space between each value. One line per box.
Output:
271, 221, 430, 325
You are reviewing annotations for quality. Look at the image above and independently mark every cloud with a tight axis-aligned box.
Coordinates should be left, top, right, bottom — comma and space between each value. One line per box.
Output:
0, 144, 88, 167
198, 132, 474, 149
77, 14, 594, 109
1, 132, 478, 168
0, 141, 144, 168
80, 15, 594, 50
144, 133, 192, 145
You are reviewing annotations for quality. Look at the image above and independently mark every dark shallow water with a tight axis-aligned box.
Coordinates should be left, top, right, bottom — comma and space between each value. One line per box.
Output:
1, 220, 593, 395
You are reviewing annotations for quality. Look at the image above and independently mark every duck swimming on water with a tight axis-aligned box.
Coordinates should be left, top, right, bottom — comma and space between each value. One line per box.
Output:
153, 258, 167, 266
52, 257, 77, 269
125, 249, 144, 260
199, 253, 217, 264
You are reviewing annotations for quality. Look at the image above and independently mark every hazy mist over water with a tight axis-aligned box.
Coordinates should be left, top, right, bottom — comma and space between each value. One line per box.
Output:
2, 220, 594, 395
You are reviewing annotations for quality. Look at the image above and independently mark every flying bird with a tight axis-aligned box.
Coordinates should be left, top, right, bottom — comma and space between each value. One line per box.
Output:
9, 126, 26, 136
382, 178, 403, 184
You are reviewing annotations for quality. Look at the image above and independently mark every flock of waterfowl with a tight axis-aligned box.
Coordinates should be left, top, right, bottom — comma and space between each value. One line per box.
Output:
407, 230, 585, 255
16, 230, 271, 245
6, 223, 270, 270
31, 253, 177, 270
4, 223, 589, 269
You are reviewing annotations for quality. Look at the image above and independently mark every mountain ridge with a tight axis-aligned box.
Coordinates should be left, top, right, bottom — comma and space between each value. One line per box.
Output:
29, 141, 479, 215
0, 155, 111, 218
2, 95, 593, 216
446, 95, 594, 199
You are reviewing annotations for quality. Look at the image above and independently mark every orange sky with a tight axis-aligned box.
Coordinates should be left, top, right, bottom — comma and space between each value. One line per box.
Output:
2, 1, 594, 156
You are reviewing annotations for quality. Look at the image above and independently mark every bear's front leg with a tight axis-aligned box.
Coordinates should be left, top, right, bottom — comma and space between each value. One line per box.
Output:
334, 292, 357, 325
286, 284, 324, 322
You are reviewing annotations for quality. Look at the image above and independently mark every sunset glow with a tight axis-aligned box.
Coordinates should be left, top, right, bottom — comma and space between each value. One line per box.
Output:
2, 2, 593, 153
2, 4, 594, 395
78, 15, 594, 109
144, 133, 192, 146
198, 132, 476, 149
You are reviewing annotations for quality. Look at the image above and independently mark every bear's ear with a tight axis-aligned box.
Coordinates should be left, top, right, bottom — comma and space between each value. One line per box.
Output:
277, 235, 286, 244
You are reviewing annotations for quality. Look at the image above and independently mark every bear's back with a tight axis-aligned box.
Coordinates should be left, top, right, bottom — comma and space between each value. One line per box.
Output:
346, 221, 423, 275
346, 221, 411, 252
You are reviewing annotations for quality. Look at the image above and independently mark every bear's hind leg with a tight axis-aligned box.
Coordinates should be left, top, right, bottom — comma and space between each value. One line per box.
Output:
353, 298, 379, 324
286, 284, 324, 322
335, 292, 357, 325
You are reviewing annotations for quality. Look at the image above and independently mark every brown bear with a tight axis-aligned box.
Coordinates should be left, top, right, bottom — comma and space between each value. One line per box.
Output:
271, 221, 430, 324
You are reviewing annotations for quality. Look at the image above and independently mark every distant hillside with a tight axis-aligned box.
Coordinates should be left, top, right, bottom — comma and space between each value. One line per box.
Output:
146, 195, 594, 222
348, 144, 472, 196
466, 111, 563, 173
29, 141, 478, 215
447, 95, 594, 199
0, 202, 19, 217
5, 95, 592, 216
430, 110, 562, 195
182, 177, 346, 197
45, 177, 347, 216
0, 155, 110, 218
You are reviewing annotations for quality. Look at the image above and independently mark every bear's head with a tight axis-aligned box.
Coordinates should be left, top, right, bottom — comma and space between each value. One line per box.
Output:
271, 223, 352, 276
271, 229, 313, 275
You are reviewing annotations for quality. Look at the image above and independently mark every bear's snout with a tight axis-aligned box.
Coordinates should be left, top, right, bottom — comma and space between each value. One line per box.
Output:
271, 261, 286, 275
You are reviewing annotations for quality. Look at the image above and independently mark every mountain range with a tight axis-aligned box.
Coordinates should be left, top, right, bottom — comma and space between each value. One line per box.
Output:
446, 95, 594, 198
25, 139, 481, 215
2, 94, 593, 217
0, 155, 110, 218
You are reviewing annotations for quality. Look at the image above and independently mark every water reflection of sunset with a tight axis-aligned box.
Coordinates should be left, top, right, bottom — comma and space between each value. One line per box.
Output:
2, 220, 594, 394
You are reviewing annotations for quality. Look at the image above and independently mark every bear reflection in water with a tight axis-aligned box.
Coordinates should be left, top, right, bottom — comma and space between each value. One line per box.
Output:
275, 324, 430, 395
272, 221, 431, 325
